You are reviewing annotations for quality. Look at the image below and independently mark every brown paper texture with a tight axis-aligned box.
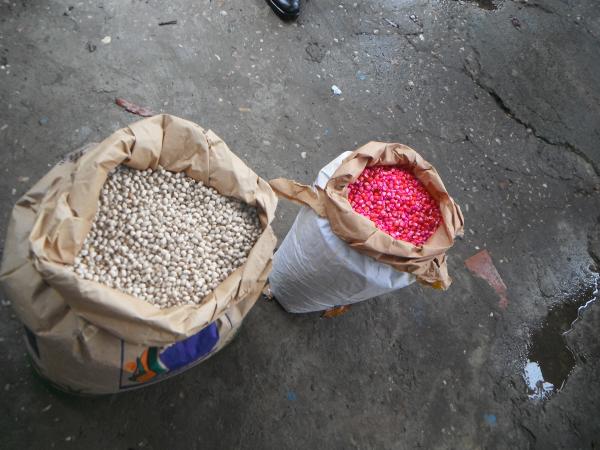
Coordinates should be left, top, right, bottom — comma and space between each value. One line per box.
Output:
0, 114, 278, 394
270, 142, 464, 289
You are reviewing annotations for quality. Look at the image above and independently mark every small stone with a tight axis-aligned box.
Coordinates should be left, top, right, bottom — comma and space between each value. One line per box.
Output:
101, 36, 111, 44
331, 85, 342, 95
300, 152, 307, 159
38, 117, 49, 125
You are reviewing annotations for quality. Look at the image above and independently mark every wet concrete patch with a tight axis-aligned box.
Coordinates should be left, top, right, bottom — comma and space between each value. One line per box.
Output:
524, 275, 600, 400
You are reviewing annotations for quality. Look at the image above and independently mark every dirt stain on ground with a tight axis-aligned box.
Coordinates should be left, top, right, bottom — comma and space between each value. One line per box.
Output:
469, 0, 498, 10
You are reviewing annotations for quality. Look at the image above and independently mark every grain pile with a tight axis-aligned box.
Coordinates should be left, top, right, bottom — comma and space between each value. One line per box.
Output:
71, 166, 262, 308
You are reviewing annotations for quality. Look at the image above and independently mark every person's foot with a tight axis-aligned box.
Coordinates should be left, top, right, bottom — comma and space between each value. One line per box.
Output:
266, 0, 300, 21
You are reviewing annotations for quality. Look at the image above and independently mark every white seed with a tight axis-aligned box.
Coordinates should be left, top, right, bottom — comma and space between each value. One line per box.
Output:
71, 165, 262, 308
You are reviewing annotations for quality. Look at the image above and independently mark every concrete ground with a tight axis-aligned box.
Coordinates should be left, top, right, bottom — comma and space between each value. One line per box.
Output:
1, 0, 599, 448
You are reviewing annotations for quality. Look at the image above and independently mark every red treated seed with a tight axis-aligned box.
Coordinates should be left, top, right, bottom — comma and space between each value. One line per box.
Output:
347, 165, 442, 246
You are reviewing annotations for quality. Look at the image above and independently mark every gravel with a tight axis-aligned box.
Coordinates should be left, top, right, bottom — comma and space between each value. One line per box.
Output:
71, 166, 263, 308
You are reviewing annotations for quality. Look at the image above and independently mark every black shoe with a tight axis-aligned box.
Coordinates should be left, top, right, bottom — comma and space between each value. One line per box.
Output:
266, 0, 300, 20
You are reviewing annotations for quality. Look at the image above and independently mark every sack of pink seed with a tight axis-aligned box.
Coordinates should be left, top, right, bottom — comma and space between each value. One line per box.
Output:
268, 142, 464, 313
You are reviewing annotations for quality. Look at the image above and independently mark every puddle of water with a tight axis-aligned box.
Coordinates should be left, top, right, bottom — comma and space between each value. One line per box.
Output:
524, 275, 599, 400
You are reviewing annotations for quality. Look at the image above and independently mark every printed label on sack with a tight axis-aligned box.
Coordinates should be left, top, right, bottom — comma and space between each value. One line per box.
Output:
119, 322, 219, 390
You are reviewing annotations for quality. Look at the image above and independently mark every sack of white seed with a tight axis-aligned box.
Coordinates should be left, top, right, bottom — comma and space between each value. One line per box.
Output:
0, 114, 277, 394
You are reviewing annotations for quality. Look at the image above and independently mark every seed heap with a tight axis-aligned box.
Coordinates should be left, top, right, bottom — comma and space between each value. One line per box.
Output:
347, 165, 442, 246
71, 166, 263, 308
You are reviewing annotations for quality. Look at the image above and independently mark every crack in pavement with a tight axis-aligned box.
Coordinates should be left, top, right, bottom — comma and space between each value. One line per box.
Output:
512, 0, 555, 14
463, 58, 600, 179
399, 38, 595, 184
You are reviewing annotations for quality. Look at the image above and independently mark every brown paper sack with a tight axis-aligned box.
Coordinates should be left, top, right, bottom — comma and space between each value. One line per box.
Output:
0, 115, 278, 394
270, 142, 464, 289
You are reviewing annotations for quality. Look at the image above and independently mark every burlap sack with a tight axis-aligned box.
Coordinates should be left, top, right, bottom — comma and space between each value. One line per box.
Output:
0, 114, 277, 394
270, 142, 464, 289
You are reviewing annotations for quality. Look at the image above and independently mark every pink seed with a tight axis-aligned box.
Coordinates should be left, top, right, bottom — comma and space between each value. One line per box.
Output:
347, 165, 442, 246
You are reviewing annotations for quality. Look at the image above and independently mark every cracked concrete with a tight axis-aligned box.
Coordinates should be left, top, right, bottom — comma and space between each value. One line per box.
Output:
464, 52, 600, 179
0, 0, 599, 449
